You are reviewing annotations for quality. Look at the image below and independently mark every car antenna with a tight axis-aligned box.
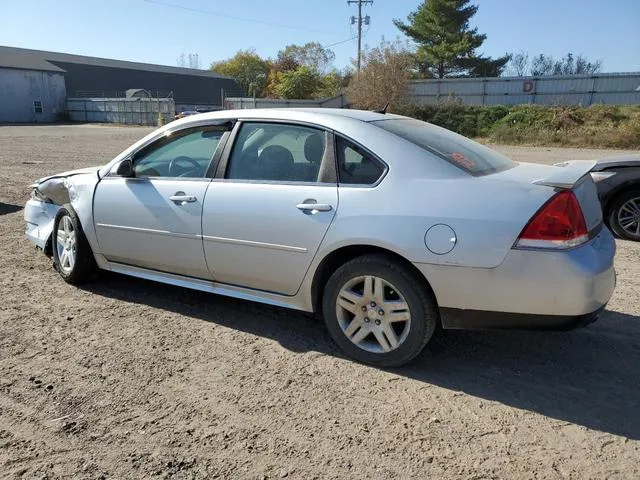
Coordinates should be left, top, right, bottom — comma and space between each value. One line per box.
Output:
373, 102, 390, 114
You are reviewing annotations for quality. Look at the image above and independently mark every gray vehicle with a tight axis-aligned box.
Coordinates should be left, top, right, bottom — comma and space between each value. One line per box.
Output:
24, 109, 616, 367
588, 156, 640, 241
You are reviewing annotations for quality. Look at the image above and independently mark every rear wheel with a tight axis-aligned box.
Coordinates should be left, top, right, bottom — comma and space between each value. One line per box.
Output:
52, 204, 98, 284
322, 254, 438, 367
608, 189, 640, 241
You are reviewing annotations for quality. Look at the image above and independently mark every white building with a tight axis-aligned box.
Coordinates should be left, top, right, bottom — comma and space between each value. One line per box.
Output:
0, 53, 67, 122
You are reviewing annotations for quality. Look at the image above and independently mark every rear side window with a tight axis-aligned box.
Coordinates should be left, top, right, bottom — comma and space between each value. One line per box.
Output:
336, 136, 385, 185
226, 122, 326, 183
372, 118, 515, 176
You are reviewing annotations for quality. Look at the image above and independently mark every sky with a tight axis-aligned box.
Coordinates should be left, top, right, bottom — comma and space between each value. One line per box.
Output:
1, 0, 639, 73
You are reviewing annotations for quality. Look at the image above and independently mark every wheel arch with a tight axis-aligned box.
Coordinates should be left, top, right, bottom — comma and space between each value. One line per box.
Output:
43, 233, 54, 257
51, 203, 99, 283
34, 171, 101, 255
603, 179, 640, 217
310, 244, 439, 316
65, 175, 101, 255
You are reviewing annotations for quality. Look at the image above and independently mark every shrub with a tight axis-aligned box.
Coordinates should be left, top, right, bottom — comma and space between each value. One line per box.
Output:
394, 103, 640, 149
586, 105, 629, 126
476, 105, 509, 135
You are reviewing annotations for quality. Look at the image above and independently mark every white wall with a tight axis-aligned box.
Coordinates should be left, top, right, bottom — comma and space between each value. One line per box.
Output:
0, 69, 66, 122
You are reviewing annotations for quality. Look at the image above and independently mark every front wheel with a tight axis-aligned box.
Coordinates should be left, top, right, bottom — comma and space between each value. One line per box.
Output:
608, 189, 640, 241
322, 255, 439, 367
52, 204, 98, 284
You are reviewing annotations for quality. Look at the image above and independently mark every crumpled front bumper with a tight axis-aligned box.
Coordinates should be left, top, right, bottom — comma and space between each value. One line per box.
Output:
24, 199, 60, 251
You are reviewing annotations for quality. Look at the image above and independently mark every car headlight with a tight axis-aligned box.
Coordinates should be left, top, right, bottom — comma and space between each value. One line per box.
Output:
590, 171, 616, 183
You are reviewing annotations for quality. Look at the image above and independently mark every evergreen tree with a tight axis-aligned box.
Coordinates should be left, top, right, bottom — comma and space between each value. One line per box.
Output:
394, 0, 509, 78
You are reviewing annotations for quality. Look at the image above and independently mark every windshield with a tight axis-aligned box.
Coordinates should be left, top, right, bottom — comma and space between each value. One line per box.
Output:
372, 118, 515, 176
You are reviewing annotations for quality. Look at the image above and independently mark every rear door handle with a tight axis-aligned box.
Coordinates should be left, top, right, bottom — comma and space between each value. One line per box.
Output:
169, 193, 197, 205
296, 202, 333, 213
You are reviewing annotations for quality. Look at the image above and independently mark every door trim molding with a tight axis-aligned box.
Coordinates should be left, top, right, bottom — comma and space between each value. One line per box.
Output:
202, 234, 308, 253
95, 223, 201, 240
95, 223, 307, 251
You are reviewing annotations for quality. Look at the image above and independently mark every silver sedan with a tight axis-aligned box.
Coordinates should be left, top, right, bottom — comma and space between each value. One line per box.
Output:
24, 109, 616, 366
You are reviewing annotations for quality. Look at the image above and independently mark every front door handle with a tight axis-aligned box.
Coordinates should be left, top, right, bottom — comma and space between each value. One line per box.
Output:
296, 202, 333, 214
169, 192, 197, 205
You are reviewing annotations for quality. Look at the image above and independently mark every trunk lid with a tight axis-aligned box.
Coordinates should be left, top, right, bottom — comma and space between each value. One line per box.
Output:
490, 160, 602, 234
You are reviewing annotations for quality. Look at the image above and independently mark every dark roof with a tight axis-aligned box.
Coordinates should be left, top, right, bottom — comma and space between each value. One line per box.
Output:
0, 46, 243, 104
0, 46, 233, 79
0, 51, 65, 72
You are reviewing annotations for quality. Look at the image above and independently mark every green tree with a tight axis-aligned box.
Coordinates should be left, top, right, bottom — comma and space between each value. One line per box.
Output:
277, 42, 336, 74
271, 66, 323, 99
266, 42, 338, 98
317, 70, 347, 98
210, 49, 271, 96
394, 0, 509, 78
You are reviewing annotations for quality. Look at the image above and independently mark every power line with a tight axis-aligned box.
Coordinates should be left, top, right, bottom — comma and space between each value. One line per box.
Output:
323, 36, 358, 49
348, 0, 373, 79
142, 0, 330, 34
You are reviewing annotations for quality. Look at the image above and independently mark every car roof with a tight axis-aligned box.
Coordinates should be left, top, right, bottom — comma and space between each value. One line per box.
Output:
107, 108, 462, 180
177, 108, 395, 127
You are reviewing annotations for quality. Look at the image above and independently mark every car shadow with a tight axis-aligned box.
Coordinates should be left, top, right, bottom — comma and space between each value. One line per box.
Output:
0, 202, 22, 216
82, 272, 640, 440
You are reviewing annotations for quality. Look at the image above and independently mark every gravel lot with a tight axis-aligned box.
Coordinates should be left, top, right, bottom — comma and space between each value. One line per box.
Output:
1, 125, 639, 479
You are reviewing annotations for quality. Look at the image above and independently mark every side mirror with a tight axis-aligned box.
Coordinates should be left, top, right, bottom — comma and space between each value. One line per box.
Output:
115, 158, 134, 177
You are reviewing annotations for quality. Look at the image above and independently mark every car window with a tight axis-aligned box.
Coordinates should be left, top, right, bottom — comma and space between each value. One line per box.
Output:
226, 122, 326, 182
133, 128, 223, 178
372, 118, 515, 176
336, 136, 386, 185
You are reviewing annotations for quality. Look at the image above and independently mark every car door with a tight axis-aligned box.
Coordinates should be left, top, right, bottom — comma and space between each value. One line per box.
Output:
202, 121, 338, 295
93, 124, 229, 278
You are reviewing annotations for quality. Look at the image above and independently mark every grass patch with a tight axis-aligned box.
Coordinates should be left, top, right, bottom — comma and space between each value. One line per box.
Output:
395, 103, 640, 149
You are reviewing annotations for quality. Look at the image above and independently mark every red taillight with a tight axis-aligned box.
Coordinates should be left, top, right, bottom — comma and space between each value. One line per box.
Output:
516, 190, 588, 249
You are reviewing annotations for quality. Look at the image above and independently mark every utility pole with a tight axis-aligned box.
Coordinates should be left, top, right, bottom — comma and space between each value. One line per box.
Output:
348, 0, 372, 79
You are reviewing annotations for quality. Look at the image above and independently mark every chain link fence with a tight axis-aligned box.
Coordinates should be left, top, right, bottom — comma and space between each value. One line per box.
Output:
66, 91, 175, 125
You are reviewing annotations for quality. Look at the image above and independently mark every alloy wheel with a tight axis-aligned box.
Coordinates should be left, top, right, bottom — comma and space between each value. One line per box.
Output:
335, 275, 412, 354
56, 215, 77, 274
617, 196, 640, 238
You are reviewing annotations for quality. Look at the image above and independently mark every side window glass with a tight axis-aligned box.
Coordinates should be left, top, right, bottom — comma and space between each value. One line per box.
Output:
226, 122, 326, 182
133, 128, 223, 178
336, 136, 385, 185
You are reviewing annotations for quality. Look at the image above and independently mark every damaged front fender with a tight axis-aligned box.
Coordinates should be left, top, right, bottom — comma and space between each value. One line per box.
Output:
33, 166, 101, 204
24, 166, 102, 256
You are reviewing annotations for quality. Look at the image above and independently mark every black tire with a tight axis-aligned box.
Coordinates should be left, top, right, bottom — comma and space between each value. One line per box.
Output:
52, 204, 98, 284
322, 254, 439, 367
607, 188, 640, 241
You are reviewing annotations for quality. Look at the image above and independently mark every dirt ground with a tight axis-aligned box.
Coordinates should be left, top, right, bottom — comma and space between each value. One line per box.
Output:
1, 125, 639, 479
